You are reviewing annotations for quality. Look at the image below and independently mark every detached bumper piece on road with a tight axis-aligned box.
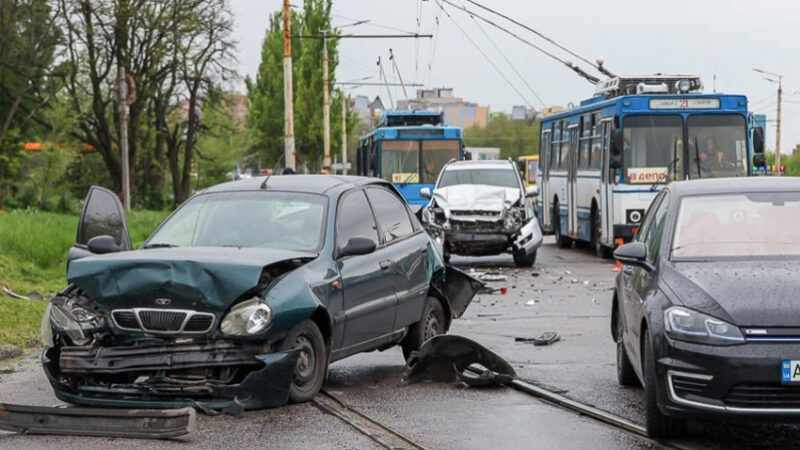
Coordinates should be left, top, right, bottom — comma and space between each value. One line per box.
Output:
42, 341, 299, 412
0, 402, 195, 439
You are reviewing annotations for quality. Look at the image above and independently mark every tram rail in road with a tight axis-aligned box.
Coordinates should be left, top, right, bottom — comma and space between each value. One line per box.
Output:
313, 389, 429, 450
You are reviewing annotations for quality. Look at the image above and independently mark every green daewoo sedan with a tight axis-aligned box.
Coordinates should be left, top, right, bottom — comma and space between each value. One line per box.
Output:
42, 175, 481, 411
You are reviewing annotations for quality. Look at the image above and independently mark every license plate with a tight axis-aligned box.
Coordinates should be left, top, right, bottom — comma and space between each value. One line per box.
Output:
781, 360, 800, 383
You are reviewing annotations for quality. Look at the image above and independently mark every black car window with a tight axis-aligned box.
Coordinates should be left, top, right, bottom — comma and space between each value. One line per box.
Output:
336, 190, 379, 250
643, 193, 669, 263
635, 192, 665, 242
365, 187, 414, 244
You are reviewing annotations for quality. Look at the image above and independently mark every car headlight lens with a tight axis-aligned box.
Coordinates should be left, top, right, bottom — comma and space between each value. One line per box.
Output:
664, 306, 744, 345
220, 297, 273, 335
504, 207, 523, 230
48, 303, 95, 345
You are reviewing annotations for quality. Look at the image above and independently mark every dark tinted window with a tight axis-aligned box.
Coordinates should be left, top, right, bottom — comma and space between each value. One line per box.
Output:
336, 190, 379, 248
78, 187, 125, 246
366, 188, 414, 244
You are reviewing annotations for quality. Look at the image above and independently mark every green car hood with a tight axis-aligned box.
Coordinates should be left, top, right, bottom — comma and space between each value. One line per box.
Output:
67, 247, 317, 311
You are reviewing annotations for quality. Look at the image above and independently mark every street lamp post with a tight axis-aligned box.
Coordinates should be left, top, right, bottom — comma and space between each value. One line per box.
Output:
753, 68, 783, 172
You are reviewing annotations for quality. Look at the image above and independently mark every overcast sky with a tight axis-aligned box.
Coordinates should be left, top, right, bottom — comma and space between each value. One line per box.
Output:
230, 0, 800, 154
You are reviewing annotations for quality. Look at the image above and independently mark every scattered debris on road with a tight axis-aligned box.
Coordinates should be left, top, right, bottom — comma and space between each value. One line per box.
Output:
525, 299, 537, 306
515, 332, 561, 346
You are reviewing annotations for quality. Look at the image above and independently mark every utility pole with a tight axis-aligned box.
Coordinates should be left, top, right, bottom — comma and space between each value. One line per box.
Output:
753, 68, 783, 173
341, 93, 348, 174
776, 78, 783, 172
117, 64, 131, 210
282, 0, 295, 171
322, 30, 331, 168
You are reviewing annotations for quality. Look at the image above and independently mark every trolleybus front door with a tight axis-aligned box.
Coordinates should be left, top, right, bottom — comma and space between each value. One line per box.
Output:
600, 120, 613, 246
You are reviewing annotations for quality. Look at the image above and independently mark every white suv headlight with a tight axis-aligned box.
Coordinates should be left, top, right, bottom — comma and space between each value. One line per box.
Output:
220, 297, 273, 335
664, 306, 744, 346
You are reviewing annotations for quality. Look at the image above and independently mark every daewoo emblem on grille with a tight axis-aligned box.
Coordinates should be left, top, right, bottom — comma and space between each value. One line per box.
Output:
154, 298, 172, 306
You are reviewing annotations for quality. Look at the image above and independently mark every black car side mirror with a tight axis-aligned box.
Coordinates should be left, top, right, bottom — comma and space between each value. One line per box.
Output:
340, 237, 377, 258
613, 242, 653, 271
87, 235, 122, 254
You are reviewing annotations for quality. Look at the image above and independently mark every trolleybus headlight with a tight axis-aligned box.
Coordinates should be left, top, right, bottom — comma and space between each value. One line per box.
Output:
676, 79, 692, 93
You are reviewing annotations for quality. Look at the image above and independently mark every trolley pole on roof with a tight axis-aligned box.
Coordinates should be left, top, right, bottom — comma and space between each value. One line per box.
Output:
282, 0, 296, 171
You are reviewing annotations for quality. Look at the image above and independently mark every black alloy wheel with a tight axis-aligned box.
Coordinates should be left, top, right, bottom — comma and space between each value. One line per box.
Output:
615, 308, 639, 387
643, 333, 685, 438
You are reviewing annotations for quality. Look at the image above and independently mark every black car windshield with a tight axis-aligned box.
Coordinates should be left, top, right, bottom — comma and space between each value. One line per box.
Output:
672, 192, 800, 259
438, 168, 519, 189
147, 191, 327, 251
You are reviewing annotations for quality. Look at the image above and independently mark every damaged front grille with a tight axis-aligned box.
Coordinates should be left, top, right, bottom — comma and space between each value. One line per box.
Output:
112, 308, 215, 334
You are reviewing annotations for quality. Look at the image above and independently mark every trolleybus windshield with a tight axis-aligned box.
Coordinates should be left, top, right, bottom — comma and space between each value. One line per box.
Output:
687, 114, 747, 179
380, 139, 460, 184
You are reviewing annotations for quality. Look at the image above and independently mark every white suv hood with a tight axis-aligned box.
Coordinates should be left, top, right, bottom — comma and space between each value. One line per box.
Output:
433, 184, 520, 211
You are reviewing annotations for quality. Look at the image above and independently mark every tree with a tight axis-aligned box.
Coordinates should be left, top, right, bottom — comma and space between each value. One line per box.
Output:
0, 0, 60, 207
463, 114, 540, 160
247, 0, 357, 172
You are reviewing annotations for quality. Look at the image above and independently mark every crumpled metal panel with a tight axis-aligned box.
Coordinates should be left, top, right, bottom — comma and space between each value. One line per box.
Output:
67, 247, 316, 311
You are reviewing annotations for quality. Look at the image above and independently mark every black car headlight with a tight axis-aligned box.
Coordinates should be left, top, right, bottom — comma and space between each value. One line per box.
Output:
664, 306, 744, 345
220, 297, 273, 335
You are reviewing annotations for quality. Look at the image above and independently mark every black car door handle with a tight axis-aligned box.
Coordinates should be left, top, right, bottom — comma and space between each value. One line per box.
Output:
379, 260, 391, 271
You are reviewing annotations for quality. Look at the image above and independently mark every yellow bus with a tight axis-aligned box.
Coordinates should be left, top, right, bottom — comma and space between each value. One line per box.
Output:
517, 155, 539, 190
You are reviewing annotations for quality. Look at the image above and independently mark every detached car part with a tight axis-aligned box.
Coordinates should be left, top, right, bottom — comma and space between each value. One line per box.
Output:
402, 335, 516, 385
0, 403, 195, 439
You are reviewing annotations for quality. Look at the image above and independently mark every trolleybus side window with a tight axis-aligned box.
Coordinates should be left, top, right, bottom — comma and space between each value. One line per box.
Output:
579, 114, 592, 170
559, 121, 570, 170
541, 131, 550, 176
591, 112, 602, 169
551, 122, 561, 170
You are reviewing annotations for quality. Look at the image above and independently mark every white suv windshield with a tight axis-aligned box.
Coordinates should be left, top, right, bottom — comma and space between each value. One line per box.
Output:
438, 168, 519, 189
147, 192, 327, 251
672, 192, 800, 259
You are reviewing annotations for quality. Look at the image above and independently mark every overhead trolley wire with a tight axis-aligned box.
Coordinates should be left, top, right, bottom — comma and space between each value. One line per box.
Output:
464, 0, 607, 73
438, 0, 599, 83
458, 0, 546, 108
433, 0, 537, 109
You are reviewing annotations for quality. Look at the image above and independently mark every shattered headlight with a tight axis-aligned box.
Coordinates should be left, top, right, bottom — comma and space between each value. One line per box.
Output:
664, 306, 744, 346
221, 297, 273, 335
48, 302, 100, 346
504, 207, 524, 230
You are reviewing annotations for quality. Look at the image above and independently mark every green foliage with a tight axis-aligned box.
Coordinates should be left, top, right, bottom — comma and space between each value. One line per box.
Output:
764, 151, 800, 176
196, 90, 251, 189
0, 295, 47, 349
247, 0, 359, 171
463, 115, 540, 160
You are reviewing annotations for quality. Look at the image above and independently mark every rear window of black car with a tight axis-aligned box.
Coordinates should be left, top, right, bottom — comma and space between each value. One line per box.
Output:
147, 191, 327, 252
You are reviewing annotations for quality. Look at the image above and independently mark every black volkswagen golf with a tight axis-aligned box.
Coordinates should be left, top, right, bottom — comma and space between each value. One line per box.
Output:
611, 177, 800, 438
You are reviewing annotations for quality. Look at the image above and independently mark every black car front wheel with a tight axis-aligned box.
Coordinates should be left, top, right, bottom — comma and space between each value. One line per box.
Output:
643, 333, 685, 438
278, 320, 327, 403
402, 297, 446, 361
615, 311, 639, 387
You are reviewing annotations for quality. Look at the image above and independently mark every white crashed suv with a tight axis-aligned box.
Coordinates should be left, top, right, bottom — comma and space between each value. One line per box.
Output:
420, 159, 543, 266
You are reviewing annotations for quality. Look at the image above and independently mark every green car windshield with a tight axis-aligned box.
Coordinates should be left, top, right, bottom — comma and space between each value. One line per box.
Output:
147, 191, 327, 252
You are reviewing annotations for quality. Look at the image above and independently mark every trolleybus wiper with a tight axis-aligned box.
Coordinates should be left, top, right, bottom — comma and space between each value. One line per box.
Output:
649, 155, 680, 191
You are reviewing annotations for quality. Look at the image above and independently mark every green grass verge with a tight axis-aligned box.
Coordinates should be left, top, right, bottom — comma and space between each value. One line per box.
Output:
0, 208, 170, 347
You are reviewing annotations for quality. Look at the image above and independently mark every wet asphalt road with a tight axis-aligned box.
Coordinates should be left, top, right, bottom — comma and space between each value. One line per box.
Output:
1, 238, 799, 449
